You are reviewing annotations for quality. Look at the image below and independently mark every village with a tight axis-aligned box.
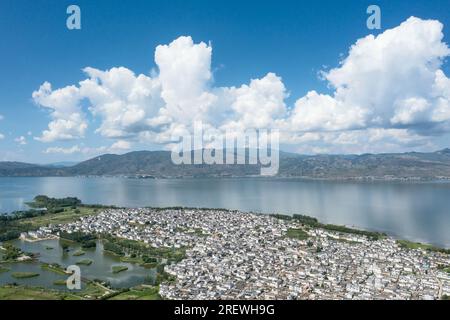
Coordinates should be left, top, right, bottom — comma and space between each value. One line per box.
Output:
25, 208, 450, 300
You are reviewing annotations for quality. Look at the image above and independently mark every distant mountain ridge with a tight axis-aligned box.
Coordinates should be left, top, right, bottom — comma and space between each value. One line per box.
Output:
2, 149, 450, 180
46, 161, 79, 168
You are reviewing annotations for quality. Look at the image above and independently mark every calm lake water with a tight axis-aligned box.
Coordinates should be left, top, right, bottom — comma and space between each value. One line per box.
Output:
0, 177, 449, 247
0, 239, 156, 289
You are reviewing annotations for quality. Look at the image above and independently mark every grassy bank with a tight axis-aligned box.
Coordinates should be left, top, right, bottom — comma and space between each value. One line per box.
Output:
0, 284, 102, 300
0, 266, 10, 274
76, 259, 93, 266
73, 250, 85, 256
11, 272, 40, 279
19, 206, 98, 230
53, 279, 67, 286
271, 213, 386, 241
0, 285, 64, 300
0, 283, 161, 300
41, 263, 68, 275
0, 196, 102, 242
396, 240, 450, 254
112, 265, 128, 274
108, 286, 161, 300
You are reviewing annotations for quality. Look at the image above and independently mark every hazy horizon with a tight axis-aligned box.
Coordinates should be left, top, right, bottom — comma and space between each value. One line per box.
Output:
1, 146, 449, 166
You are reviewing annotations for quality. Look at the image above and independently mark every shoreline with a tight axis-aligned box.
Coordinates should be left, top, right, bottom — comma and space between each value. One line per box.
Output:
2, 203, 449, 250
2, 175, 450, 182
18, 234, 58, 243
159, 176, 450, 183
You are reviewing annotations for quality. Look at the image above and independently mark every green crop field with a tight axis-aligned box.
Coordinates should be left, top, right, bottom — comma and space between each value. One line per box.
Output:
286, 228, 309, 240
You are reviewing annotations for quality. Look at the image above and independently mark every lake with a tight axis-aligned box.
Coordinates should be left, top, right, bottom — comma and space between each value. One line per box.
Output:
0, 239, 156, 289
0, 177, 449, 247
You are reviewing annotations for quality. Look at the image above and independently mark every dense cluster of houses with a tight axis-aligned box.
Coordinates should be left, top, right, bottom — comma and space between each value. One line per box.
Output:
31, 208, 450, 300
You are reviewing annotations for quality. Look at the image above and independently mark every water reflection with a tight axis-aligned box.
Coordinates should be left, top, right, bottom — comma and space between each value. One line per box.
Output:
0, 239, 155, 289
0, 177, 449, 247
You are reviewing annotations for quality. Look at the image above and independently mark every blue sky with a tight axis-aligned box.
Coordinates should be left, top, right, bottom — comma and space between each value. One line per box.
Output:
1, 0, 450, 163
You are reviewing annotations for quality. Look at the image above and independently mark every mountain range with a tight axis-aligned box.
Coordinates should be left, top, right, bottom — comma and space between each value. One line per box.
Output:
1, 149, 450, 180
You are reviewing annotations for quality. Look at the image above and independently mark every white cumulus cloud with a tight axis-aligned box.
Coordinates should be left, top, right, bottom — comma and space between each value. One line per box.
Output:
32, 82, 87, 142
33, 18, 450, 154
14, 136, 27, 145
320, 16, 450, 131
44, 145, 81, 155
80, 67, 163, 138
